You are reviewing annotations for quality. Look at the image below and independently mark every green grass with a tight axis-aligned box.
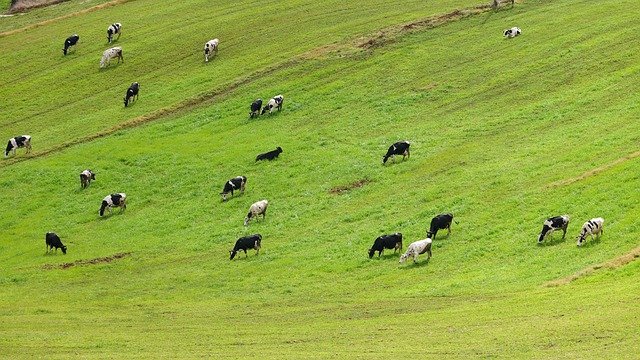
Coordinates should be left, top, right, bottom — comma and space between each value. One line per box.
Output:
1, 0, 640, 358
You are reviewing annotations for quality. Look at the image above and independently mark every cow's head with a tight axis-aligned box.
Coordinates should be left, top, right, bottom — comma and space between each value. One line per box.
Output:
99, 200, 108, 216
368, 248, 376, 259
399, 253, 409, 264
276, 147, 283, 154
4, 141, 12, 158
61, 245, 67, 254
220, 192, 228, 202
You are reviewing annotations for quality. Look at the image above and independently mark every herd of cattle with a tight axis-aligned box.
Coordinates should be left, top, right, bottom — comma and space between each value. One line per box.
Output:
7, 20, 607, 263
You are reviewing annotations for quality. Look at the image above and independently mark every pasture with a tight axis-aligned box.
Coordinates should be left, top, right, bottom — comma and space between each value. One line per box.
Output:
1, 0, 639, 358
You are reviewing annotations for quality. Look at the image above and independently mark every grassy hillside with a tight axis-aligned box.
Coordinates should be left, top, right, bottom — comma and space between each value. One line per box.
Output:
1, 0, 639, 358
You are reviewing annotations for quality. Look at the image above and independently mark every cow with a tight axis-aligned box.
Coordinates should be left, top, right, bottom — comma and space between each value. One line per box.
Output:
230, 234, 262, 260
503, 27, 521, 38
399, 238, 432, 264
255, 147, 282, 162
107, 23, 122, 44
244, 200, 268, 226
80, 169, 96, 189
368, 233, 403, 258
427, 213, 456, 240
261, 95, 284, 115
220, 176, 247, 201
45, 232, 67, 254
249, 99, 263, 118
63, 34, 79, 55
5, 135, 32, 158
383, 141, 410, 164
537, 215, 569, 244
204, 39, 219, 62
577, 218, 604, 247
100, 47, 123, 68
99, 193, 127, 216
124, 82, 139, 107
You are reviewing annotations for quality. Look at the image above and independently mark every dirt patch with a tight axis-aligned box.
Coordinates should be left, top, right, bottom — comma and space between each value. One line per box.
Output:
43, 252, 131, 270
329, 179, 371, 195
544, 246, 640, 287
8, 0, 70, 14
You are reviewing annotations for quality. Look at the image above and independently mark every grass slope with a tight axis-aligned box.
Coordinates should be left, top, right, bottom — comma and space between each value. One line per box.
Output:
1, 0, 640, 358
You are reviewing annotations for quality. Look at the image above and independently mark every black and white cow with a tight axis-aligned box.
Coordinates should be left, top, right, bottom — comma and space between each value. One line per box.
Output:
124, 82, 139, 107
503, 27, 521, 38
80, 169, 96, 189
100, 47, 123, 68
107, 23, 122, 44
368, 233, 403, 258
204, 39, 219, 62
249, 99, 263, 118
230, 234, 262, 260
537, 215, 569, 243
5, 135, 32, 158
255, 147, 282, 162
427, 213, 456, 240
399, 238, 432, 264
244, 200, 268, 226
99, 193, 127, 216
63, 34, 79, 55
576, 217, 604, 247
45, 232, 67, 254
220, 176, 247, 201
382, 141, 410, 164
260, 95, 284, 114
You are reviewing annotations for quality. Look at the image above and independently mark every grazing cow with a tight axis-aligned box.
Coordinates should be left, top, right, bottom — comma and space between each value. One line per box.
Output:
368, 233, 403, 258
577, 218, 604, 246
99, 193, 127, 216
244, 200, 268, 226
249, 99, 263, 118
107, 23, 122, 43
124, 82, 140, 107
63, 34, 79, 55
230, 234, 262, 260
503, 27, 521, 38
537, 215, 569, 243
80, 169, 96, 189
45, 232, 67, 254
220, 176, 247, 201
100, 47, 123, 68
383, 141, 410, 164
427, 213, 456, 240
255, 147, 283, 162
399, 238, 432, 264
261, 95, 284, 115
204, 39, 219, 62
5, 135, 32, 158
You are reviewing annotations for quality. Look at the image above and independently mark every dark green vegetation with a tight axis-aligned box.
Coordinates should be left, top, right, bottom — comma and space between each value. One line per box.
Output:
1, 0, 639, 357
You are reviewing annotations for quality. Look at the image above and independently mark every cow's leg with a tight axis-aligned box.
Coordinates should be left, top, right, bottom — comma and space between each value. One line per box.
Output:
562, 226, 567, 239
244, 250, 248, 258
447, 225, 452, 236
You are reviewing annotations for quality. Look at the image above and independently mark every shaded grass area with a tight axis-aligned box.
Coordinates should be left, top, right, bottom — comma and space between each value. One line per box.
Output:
0, 0, 639, 358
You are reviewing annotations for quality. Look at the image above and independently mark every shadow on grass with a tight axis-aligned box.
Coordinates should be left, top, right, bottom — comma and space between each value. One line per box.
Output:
369, 252, 402, 261
578, 235, 603, 248
537, 236, 568, 247
398, 257, 430, 269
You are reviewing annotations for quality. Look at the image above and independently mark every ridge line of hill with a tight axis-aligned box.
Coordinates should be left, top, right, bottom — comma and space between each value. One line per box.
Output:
0, 0, 518, 169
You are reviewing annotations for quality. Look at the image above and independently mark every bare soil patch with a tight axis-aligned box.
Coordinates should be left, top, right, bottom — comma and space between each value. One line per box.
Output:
329, 179, 371, 195
43, 252, 131, 270
9, 0, 70, 14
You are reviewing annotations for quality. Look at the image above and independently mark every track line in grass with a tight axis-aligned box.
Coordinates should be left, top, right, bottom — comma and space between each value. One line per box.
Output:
544, 245, 640, 287
545, 150, 640, 189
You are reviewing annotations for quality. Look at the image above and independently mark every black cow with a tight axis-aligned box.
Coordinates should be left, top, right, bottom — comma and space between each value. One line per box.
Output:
249, 99, 263, 118
45, 232, 67, 254
80, 169, 96, 189
124, 82, 139, 107
256, 147, 283, 162
382, 141, 410, 164
538, 215, 569, 243
5, 135, 32, 158
63, 34, 79, 55
368, 233, 403, 258
427, 213, 456, 239
220, 176, 247, 201
230, 234, 262, 260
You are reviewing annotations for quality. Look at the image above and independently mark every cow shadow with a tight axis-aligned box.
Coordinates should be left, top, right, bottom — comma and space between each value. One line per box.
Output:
369, 252, 402, 261
578, 235, 603, 248
398, 258, 430, 269
537, 235, 568, 247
